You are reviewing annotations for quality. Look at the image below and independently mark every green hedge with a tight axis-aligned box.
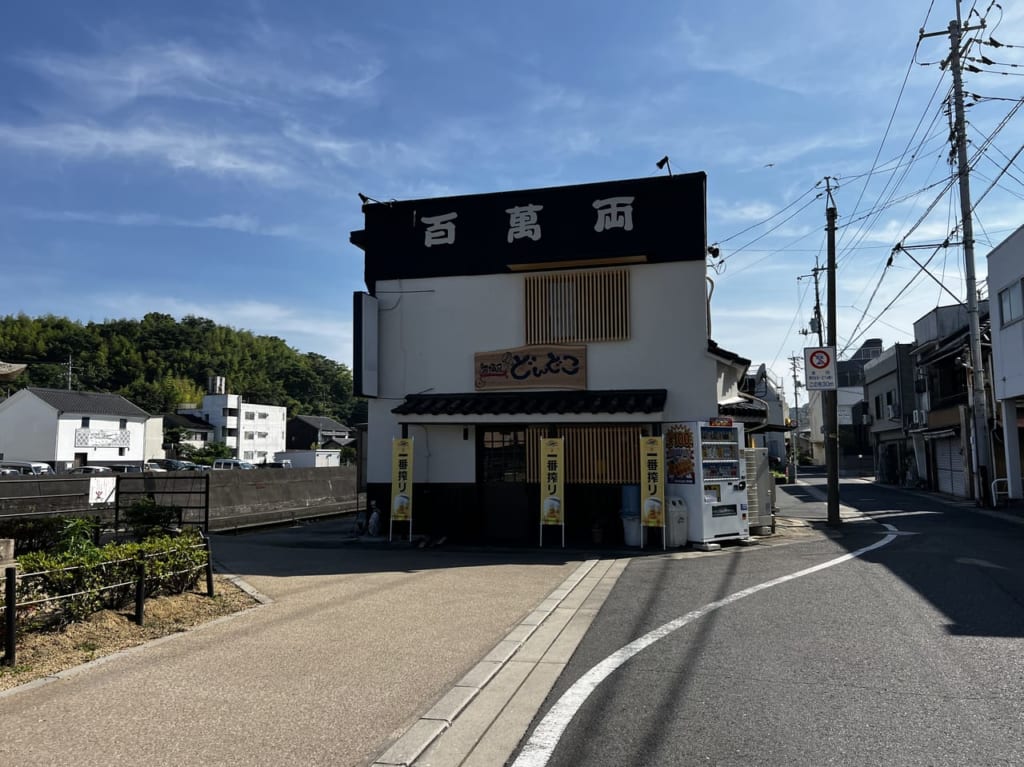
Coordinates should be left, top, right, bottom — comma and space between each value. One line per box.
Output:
0, 516, 67, 555
15, 532, 208, 628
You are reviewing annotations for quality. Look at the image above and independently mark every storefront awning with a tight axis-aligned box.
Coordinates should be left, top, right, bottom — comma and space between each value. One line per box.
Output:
392, 388, 667, 417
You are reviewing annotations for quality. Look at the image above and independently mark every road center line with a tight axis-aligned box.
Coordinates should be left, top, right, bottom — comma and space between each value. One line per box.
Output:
513, 523, 900, 767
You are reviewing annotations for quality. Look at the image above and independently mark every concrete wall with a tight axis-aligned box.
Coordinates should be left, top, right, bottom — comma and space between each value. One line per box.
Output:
0, 390, 58, 462
0, 466, 360, 534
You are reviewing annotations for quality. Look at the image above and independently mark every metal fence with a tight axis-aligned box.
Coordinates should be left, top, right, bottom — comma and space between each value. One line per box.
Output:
2, 536, 214, 668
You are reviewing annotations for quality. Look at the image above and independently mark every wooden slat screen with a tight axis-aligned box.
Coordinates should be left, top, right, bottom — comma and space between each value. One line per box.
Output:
525, 269, 629, 344
527, 425, 641, 484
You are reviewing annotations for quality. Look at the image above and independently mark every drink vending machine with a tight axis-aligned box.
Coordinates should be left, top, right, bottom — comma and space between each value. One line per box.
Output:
665, 419, 750, 546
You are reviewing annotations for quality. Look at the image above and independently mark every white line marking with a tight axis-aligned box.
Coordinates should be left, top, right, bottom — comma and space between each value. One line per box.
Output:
512, 523, 901, 767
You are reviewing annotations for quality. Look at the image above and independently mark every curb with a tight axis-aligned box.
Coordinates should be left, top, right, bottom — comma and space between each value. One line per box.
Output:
370, 557, 627, 767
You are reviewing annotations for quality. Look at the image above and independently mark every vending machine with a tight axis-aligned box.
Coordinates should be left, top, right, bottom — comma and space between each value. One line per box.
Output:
665, 419, 750, 546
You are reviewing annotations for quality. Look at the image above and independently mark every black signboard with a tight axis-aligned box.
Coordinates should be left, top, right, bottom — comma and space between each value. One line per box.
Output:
352, 172, 706, 287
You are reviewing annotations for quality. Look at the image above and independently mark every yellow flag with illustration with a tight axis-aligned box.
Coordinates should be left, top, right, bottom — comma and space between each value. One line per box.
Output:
539, 437, 564, 525
640, 436, 665, 527
391, 438, 413, 521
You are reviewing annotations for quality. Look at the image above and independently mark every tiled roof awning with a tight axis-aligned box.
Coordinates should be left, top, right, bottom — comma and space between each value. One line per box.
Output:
392, 389, 667, 417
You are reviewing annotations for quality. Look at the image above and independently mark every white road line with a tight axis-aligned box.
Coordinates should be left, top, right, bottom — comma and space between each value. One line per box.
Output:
512, 523, 901, 767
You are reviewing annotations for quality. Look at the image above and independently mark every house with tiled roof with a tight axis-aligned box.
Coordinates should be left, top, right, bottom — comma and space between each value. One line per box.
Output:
0, 387, 161, 471
286, 415, 353, 450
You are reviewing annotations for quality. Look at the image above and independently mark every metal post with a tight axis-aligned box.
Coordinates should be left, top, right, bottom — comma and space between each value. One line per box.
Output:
205, 536, 215, 597
135, 562, 146, 626
4, 566, 16, 667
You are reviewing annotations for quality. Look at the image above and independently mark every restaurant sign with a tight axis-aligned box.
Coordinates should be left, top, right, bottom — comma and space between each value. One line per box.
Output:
475, 345, 586, 390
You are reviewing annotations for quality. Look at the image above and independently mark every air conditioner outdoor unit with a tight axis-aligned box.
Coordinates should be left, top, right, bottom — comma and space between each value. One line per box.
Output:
886, 404, 899, 419
913, 409, 924, 425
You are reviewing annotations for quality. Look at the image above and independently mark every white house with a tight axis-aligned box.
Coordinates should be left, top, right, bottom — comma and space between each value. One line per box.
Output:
351, 173, 742, 545
0, 387, 156, 470
988, 224, 1024, 500
177, 377, 286, 465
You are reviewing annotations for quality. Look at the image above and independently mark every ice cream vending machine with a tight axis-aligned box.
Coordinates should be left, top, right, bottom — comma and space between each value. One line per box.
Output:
665, 419, 750, 545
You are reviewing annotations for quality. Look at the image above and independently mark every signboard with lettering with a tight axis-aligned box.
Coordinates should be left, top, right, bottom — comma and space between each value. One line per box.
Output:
476, 345, 586, 390
355, 173, 708, 285
640, 436, 665, 529
540, 437, 564, 527
75, 429, 131, 448
804, 346, 838, 390
390, 438, 414, 534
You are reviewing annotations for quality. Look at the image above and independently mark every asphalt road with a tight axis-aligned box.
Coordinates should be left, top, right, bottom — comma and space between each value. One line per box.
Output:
511, 478, 1024, 766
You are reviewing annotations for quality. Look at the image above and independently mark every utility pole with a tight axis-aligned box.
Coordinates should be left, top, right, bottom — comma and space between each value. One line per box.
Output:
789, 353, 803, 483
921, 5, 991, 505
798, 266, 826, 346
824, 179, 841, 527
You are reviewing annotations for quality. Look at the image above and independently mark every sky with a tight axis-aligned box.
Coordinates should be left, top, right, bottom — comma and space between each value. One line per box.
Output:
1, 1, 1022, 404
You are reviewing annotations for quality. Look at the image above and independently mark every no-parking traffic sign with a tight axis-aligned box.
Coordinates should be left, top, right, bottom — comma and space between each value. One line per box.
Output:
804, 346, 837, 390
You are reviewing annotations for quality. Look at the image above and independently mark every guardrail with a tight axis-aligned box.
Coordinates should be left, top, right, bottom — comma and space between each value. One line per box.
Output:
991, 476, 1024, 507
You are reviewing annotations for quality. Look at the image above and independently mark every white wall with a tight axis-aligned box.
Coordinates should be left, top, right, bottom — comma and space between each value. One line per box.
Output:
0, 390, 58, 461
988, 225, 1024, 401
367, 260, 717, 484
145, 416, 165, 460
55, 414, 147, 463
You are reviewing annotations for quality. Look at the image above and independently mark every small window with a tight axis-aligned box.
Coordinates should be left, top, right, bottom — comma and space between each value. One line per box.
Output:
525, 268, 630, 343
119, 418, 127, 430
119, 447, 126, 456
81, 417, 90, 428
999, 280, 1023, 326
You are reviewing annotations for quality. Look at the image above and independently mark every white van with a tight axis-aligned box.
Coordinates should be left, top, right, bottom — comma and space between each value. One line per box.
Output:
212, 458, 255, 470
0, 460, 56, 476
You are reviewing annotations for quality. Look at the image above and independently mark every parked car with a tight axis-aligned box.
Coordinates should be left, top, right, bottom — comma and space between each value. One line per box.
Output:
109, 464, 144, 473
0, 460, 56, 476
212, 458, 255, 470
67, 466, 113, 474
0, 467, 20, 476
258, 460, 293, 469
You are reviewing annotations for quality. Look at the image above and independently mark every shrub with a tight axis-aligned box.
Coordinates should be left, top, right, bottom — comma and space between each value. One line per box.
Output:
16, 531, 207, 627
123, 498, 182, 540
0, 516, 65, 555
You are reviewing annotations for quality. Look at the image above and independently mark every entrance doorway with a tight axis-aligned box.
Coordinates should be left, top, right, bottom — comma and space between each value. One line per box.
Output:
479, 428, 532, 542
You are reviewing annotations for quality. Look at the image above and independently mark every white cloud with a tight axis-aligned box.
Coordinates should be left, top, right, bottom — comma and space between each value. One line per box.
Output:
6, 206, 301, 238
16, 41, 382, 112
0, 121, 294, 183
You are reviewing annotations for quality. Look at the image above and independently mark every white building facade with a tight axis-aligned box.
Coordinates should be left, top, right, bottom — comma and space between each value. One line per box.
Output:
988, 224, 1024, 500
0, 388, 155, 470
352, 173, 736, 545
178, 381, 286, 465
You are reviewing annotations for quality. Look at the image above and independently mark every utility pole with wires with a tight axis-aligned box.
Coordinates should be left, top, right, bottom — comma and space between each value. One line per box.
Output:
921, 5, 992, 505
788, 353, 803, 483
798, 266, 826, 346
824, 178, 841, 527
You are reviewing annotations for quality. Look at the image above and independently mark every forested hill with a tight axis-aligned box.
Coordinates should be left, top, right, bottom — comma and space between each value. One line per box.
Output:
0, 313, 355, 422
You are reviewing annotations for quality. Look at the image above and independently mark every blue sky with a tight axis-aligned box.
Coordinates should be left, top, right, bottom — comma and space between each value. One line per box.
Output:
2, 1, 1022, 402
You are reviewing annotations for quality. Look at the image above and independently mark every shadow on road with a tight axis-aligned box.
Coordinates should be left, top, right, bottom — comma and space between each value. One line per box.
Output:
777, 479, 1024, 638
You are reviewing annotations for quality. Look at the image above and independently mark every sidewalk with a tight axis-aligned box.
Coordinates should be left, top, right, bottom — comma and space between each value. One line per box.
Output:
0, 520, 588, 767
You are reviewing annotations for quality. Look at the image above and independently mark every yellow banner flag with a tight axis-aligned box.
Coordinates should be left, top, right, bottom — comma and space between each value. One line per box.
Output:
391, 438, 414, 521
640, 436, 665, 527
540, 437, 564, 526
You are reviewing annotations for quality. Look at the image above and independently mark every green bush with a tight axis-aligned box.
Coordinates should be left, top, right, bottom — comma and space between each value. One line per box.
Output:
123, 498, 182, 540
16, 531, 207, 627
0, 516, 65, 555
